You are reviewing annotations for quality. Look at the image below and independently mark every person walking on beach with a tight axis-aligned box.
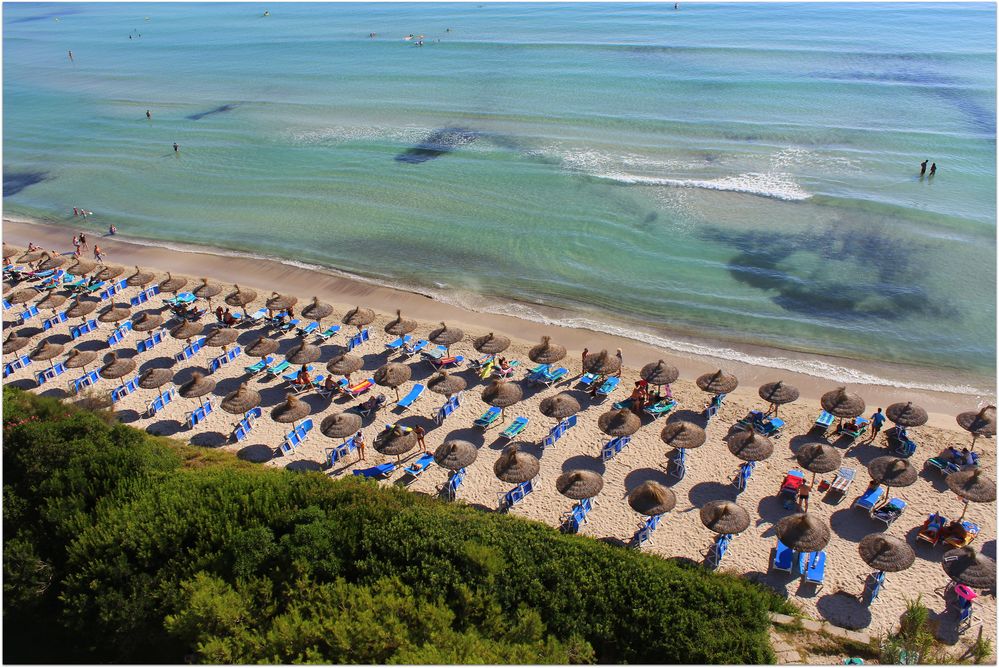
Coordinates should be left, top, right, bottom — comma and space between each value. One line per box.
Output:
414, 425, 427, 454
581, 347, 588, 370
920, 160, 928, 176
78, 232, 88, 251
93, 245, 105, 263
615, 348, 624, 376
929, 162, 937, 176
865, 407, 886, 443
355, 431, 366, 462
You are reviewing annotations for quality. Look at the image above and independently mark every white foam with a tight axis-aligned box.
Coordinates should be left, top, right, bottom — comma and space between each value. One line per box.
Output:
586, 170, 812, 201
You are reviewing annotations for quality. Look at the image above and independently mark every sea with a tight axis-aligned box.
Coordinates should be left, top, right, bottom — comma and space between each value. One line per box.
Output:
3, 2, 996, 394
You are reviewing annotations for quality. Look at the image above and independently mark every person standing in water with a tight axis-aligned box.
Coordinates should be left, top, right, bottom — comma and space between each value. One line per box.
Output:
929, 162, 937, 176
920, 160, 928, 176
67, 50, 74, 62
146, 110, 151, 119
173, 142, 179, 153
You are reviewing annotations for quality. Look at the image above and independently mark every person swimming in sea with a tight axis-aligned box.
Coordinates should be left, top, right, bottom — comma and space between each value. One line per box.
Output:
263, 10, 269, 16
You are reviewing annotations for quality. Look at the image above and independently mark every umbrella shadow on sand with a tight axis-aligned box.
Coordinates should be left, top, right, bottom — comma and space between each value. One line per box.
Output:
624, 467, 671, 493
903, 524, 949, 564
561, 454, 605, 475
6, 379, 35, 391
147, 419, 184, 437
74, 338, 110, 353
745, 569, 795, 598
115, 409, 142, 424
842, 442, 888, 466
788, 432, 829, 454
442, 427, 486, 448
688, 480, 737, 506
756, 495, 793, 534
816, 592, 873, 630
139, 355, 175, 371
190, 431, 228, 448
286, 460, 323, 473
981, 539, 996, 560
669, 409, 708, 429
237, 443, 274, 463
829, 508, 877, 543
918, 468, 950, 493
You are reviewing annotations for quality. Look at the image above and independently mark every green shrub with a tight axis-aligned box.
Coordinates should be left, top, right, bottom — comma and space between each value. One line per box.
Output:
3, 387, 786, 663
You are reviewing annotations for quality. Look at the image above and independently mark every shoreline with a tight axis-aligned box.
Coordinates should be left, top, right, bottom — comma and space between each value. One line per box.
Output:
3, 216, 992, 425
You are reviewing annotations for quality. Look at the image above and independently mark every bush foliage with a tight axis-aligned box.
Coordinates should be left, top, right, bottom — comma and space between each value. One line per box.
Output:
3, 387, 789, 663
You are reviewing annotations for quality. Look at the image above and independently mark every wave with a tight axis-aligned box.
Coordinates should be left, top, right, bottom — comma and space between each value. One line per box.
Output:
585, 171, 812, 201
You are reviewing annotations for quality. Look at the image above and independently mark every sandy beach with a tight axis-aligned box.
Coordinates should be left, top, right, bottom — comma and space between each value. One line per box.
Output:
2, 224, 995, 652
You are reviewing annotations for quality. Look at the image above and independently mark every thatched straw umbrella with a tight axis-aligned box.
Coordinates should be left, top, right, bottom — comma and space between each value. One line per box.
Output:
727, 430, 774, 462
36, 291, 67, 311
37, 253, 66, 271
942, 547, 996, 590
342, 306, 375, 331
66, 257, 98, 276
598, 408, 641, 437
138, 368, 174, 390
947, 469, 997, 521
481, 380, 522, 420
132, 312, 164, 332
660, 421, 706, 450
583, 349, 621, 376
886, 401, 928, 428
700, 500, 751, 535
628, 481, 676, 516
3, 242, 17, 262
7, 288, 39, 305
179, 371, 216, 409
94, 265, 124, 282
385, 309, 417, 336
320, 412, 362, 442
17, 249, 44, 263
374, 424, 418, 463
326, 353, 364, 378
63, 348, 97, 372
29, 341, 65, 368
170, 320, 204, 341
266, 291, 298, 312
225, 284, 257, 308
641, 359, 679, 387
493, 444, 540, 484
97, 303, 131, 324
528, 335, 566, 365
435, 439, 478, 471
776, 513, 831, 552
556, 470, 604, 500
221, 383, 262, 415
286, 342, 321, 365
956, 406, 996, 451
429, 321, 464, 351
796, 443, 843, 487
539, 393, 581, 423
65, 299, 98, 321
867, 456, 918, 499
374, 362, 412, 402
473, 332, 510, 355
697, 369, 739, 395
246, 336, 280, 358
758, 380, 799, 416
859, 534, 915, 575
203, 327, 239, 348
302, 296, 334, 322
126, 266, 155, 287
99, 351, 136, 380
270, 393, 310, 429
192, 277, 222, 304
427, 372, 466, 398
158, 272, 187, 294
821, 386, 866, 421
3, 333, 29, 356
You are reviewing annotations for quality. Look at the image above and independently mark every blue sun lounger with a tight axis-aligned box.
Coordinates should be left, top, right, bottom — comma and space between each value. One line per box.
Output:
814, 410, 836, 433
279, 418, 314, 455
562, 498, 593, 534
396, 383, 425, 411
42, 311, 68, 331
707, 533, 733, 568
500, 416, 530, 441
853, 485, 885, 512
542, 415, 577, 448
402, 339, 428, 358
644, 399, 677, 420
443, 468, 466, 500
704, 393, 726, 418
18, 304, 40, 324
871, 497, 907, 527
773, 539, 794, 572
385, 334, 412, 352
735, 461, 756, 493
232, 407, 262, 442
164, 292, 196, 307
146, 387, 176, 417
315, 323, 341, 341
866, 571, 886, 603
244, 355, 275, 376
594, 376, 620, 402
209, 345, 243, 374
325, 435, 359, 467
35, 362, 68, 386
601, 435, 632, 461
670, 447, 688, 479
282, 364, 316, 384
347, 328, 371, 351
634, 514, 662, 548
498, 478, 535, 511
265, 360, 292, 378
353, 462, 396, 478
474, 406, 502, 429
802, 550, 827, 586
577, 372, 599, 389
69, 369, 100, 395
403, 452, 435, 478
434, 393, 462, 425
186, 399, 215, 429
136, 330, 166, 354
111, 375, 141, 403
3, 354, 32, 378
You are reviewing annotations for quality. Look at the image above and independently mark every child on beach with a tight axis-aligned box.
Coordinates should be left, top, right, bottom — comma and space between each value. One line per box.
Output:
355, 431, 366, 462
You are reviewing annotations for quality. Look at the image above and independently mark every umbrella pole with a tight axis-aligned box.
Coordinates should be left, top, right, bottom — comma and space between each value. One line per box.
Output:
970, 433, 977, 452
958, 500, 969, 522
395, 387, 400, 402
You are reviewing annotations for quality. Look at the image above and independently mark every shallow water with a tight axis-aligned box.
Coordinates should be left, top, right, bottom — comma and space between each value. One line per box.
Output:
3, 2, 995, 391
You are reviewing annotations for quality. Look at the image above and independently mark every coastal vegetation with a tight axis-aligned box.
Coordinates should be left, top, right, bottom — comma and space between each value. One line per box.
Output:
3, 387, 791, 664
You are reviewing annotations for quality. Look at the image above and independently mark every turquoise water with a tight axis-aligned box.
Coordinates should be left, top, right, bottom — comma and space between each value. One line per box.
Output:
4, 3, 996, 391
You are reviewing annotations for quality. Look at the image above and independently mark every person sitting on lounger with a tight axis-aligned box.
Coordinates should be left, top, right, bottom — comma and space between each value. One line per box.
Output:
294, 365, 311, 386
496, 357, 513, 376
629, 382, 646, 415
961, 448, 976, 466
86, 275, 100, 288
223, 308, 237, 327
896, 425, 909, 442
322, 375, 340, 396
215, 306, 224, 323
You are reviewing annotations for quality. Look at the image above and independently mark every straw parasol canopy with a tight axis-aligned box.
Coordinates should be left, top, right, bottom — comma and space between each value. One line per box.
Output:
493, 444, 540, 484
66, 257, 97, 275
326, 353, 364, 376
3, 243, 16, 261
270, 393, 310, 424
435, 439, 479, 471
796, 443, 842, 477
583, 349, 621, 376
481, 380, 523, 419
942, 547, 996, 589
342, 306, 375, 329
821, 386, 866, 418
427, 372, 466, 397
36, 291, 67, 310
286, 342, 321, 364
429, 321, 464, 349
697, 369, 739, 395
556, 470, 605, 500
7, 288, 39, 305
759, 380, 800, 407
3, 333, 29, 355
94, 265, 124, 282
727, 430, 774, 462
65, 299, 98, 319
29, 341, 64, 362
225, 284, 257, 307
246, 336, 280, 358
126, 266, 155, 287
266, 291, 298, 311
776, 513, 831, 552
374, 362, 412, 401
473, 332, 511, 355
374, 424, 418, 458
859, 534, 915, 573
158, 272, 187, 294
192, 277, 222, 301
203, 327, 239, 348
131, 312, 164, 332
37, 254, 66, 271
179, 371, 216, 400
97, 303, 131, 323
18, 249, 44, 263
384, 309, 417, 336
320, 412, 362, 439
700, 500, 751, 535
221, 383, 262, 415
641, 359, 680, 386
138, 367, 173, 390
170, 320, 204, 340
99, 351, 136, 379
63, 348, 97, 370
301, 296, 334, 321
528, 335, 566, 365
628, 481, 676, 516
956, 406, 996, 447
598, 408, 641, 437
867, 456, 918, 490
540, 393, 581, 420
886, 401, 928, 427
660, 421, 707, 450
947, 468, 997, 504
